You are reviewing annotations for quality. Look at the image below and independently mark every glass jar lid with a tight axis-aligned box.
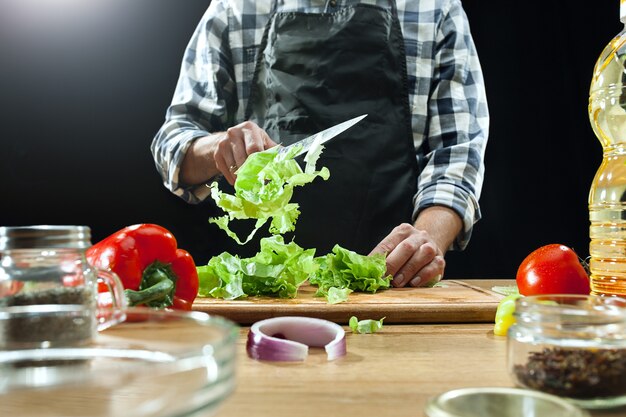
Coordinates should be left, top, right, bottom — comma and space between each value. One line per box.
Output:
0, 226, 91, 250
425, 387, 590, 417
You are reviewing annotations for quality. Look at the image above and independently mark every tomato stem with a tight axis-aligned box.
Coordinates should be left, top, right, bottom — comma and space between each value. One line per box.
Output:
580, 255, 591, 277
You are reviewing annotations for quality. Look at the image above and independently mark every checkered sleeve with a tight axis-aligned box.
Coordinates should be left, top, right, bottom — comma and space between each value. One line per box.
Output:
150, 0, 236, 204
412, 0, 489, 250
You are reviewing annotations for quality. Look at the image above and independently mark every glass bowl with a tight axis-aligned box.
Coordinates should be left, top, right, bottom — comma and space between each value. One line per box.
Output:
0, 308, 238, 417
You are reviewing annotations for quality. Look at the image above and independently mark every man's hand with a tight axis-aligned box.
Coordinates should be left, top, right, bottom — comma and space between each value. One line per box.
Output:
369, 206, 463, 287
369, 223, 445, 287
180, 121, 277, 186
214, 121, 276, 184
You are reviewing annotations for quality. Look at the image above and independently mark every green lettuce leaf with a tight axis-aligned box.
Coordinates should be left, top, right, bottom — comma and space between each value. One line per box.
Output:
309, 245, 392, 302
491, 285, 520, 296
197, 235, 317, 299
326, 287, 353, 304
349, 316, 385, 334
209, 144, 330, 244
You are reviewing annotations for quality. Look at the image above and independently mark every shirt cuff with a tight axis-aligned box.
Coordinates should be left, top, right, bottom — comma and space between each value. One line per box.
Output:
167, 130, 210, 204
412, 181, 481, 251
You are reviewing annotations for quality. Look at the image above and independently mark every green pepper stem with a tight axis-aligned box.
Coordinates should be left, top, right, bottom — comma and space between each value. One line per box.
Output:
125, 279, 174, 306
124, 261, 178, 308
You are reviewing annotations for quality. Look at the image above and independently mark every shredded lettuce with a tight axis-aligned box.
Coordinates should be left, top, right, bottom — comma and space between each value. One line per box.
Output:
197, 235, 317, 300
349, 316, 385, 334
309, 245, 392, 302
491, 285, 519, 296
209, 144, 330, 244
326, 287, 353, 304
200, 137, 392, 303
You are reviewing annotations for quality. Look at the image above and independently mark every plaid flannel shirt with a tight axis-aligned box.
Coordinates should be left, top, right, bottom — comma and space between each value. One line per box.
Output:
151, 0, 489, 250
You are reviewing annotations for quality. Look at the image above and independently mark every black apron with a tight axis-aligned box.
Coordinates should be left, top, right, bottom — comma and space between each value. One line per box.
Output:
221, 0, 417, 257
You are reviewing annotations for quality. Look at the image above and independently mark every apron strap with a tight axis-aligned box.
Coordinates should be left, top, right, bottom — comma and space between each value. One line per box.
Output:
388, 0, 398, 19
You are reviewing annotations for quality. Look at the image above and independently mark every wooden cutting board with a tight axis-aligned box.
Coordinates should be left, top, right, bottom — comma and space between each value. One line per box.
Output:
192, 279, 507, 324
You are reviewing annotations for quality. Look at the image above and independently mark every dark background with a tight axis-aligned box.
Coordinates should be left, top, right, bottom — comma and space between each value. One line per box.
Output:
0, 1, 619, 278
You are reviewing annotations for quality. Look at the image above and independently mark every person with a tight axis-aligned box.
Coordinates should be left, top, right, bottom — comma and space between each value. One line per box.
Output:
151, 0, 489, 288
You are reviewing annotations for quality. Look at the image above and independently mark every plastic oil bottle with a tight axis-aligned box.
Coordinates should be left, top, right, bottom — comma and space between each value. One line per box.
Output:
588, 0, 626, 297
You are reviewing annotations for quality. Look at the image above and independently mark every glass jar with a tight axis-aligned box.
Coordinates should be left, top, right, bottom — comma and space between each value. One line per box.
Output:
0, 225, 127, 349
508, 294, 626, 409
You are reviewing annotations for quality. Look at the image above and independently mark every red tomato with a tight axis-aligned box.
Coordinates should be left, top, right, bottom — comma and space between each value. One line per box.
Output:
516, 244, 590, 296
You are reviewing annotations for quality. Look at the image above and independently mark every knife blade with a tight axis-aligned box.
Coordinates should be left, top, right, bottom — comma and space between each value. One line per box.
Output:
277, 114, 368, 158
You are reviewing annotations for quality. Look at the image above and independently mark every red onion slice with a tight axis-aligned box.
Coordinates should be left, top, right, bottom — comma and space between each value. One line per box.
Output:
247, 316, 347, 361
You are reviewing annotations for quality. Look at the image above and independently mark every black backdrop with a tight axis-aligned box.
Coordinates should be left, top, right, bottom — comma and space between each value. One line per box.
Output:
0, 1, 619, 278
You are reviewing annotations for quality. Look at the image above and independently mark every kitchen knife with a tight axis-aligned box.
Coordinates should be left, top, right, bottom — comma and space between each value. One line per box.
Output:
277, 114, 368, 158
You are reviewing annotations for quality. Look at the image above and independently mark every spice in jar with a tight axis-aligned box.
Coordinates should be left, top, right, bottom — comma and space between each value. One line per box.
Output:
1, 286, 95, 347
513, 347, 626, 399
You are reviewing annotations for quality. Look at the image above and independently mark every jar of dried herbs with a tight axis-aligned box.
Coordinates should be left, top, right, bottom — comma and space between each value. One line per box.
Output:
508, 294, 626, 409
0, 226, 127, 350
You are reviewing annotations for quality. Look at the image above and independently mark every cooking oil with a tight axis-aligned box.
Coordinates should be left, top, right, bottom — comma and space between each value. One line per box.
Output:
588, 0, 626, 297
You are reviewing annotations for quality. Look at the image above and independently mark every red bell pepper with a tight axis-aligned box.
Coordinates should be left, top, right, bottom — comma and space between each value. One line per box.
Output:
86, 224, 199, 310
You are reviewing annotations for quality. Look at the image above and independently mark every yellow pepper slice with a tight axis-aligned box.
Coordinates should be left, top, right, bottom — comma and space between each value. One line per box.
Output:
493, 294, 522, 336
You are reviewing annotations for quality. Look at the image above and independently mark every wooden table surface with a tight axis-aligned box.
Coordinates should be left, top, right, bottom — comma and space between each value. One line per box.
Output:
5, 280, 623, 417
217, 280, 626, 417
